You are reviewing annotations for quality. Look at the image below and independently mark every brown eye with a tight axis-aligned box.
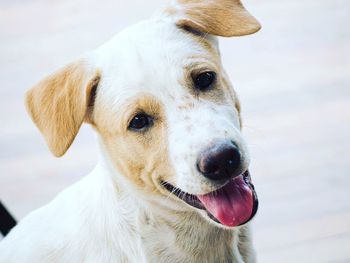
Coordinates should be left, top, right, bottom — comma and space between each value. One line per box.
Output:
193, 71, 216, 91
128, 113, 153, 131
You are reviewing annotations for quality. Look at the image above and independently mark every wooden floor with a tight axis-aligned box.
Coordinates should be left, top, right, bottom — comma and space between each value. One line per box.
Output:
1, 0, 349, 262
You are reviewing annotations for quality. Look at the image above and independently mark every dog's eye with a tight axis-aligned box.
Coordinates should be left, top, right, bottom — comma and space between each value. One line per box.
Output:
193, 71, 216, 91
128, 113, 153, 131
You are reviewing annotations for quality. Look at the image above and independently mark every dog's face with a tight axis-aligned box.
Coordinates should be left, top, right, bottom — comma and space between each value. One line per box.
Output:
26, 0, 260, 228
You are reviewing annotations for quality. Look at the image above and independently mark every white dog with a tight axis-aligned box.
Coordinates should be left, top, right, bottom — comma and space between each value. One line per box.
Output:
0, 0, 261, 262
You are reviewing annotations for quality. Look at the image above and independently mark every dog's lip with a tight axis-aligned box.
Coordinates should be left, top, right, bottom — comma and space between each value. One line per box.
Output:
161, 181, 206, 210
161, 170, 258, 226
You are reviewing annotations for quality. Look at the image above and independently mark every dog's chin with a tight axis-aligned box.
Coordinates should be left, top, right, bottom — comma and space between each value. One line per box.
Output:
161, 171, 258, 228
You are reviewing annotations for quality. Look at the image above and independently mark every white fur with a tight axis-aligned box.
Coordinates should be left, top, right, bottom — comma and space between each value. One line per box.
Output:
0, 14, 256, 263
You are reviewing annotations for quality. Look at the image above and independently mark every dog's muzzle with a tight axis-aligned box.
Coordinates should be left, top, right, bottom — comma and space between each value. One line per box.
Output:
162, 139, 257, 227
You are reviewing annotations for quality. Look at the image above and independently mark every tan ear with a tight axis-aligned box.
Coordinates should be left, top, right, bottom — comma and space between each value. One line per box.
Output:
25, 60, 100, 157
170, 0, 261, 37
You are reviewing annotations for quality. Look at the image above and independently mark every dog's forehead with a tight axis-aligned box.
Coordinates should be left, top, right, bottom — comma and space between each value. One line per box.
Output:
94, 19, 220, 99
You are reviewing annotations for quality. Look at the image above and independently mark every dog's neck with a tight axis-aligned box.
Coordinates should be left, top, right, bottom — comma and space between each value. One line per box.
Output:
136, 207, 244, 263
95, 154, 255, 263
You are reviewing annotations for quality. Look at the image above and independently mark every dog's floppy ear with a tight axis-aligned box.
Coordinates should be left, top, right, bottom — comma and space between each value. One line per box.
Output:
25, 60, 100, 157
169, 0, 261, 37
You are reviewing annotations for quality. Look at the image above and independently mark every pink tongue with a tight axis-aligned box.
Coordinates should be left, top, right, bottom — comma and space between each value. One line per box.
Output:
197, 175, 253, 227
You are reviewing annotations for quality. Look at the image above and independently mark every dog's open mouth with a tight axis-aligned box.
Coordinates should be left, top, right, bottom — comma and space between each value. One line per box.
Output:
161, 171, 258, 227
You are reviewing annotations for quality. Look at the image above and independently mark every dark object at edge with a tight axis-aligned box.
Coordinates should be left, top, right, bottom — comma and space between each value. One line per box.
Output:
0, 201, 17, 236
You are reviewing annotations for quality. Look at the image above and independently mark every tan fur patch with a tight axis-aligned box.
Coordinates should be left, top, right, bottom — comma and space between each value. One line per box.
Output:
97, 94, 173, 192
181, 59, 228, 105
25, 60, 101, 157
174, 0, 261, 37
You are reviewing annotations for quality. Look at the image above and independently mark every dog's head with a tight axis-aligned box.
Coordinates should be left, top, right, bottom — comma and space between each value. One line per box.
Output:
26, 0, 260, 228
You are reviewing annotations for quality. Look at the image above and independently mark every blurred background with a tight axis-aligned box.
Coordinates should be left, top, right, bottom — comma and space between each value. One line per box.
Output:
0, 0, 349, 262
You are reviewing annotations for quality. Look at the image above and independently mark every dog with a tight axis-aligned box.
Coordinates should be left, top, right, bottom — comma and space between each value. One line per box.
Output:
0, 0, 261, 262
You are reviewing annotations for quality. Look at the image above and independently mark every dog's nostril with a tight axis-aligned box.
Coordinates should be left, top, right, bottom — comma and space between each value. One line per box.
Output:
227, 150, 241, 172
197, 141, 241, 181
198, 158, 219, 175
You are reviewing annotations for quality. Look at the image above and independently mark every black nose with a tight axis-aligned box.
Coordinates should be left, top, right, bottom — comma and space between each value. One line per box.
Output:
196, 140, 241, 181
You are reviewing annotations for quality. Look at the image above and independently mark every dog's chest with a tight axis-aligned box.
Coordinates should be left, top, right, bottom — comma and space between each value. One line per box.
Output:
133, 212, 243, 263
